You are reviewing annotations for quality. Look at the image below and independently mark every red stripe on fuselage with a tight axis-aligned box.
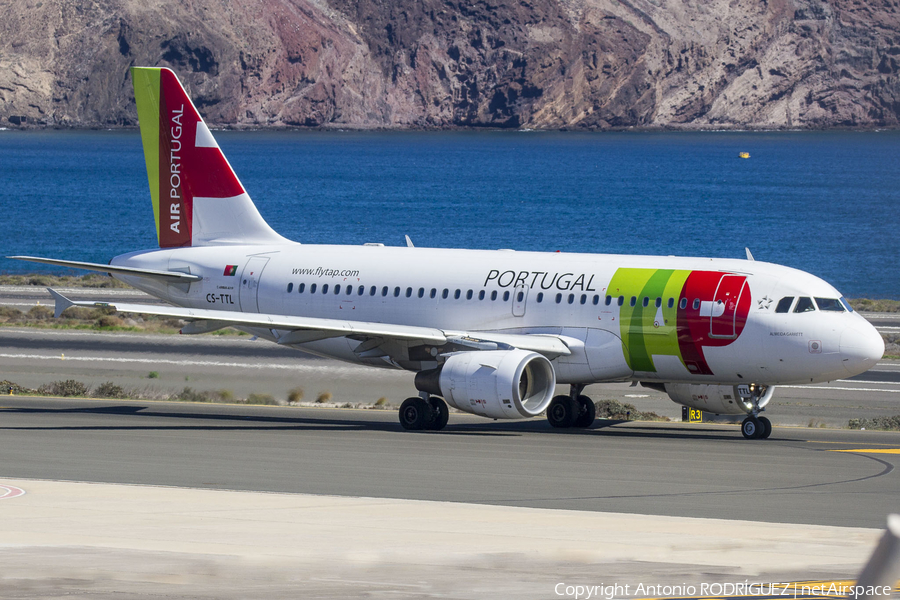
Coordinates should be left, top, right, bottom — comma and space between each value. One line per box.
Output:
677, 271, 750, 375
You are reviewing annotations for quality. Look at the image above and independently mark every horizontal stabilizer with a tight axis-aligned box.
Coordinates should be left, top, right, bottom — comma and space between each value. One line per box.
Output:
9, 256, 202, 282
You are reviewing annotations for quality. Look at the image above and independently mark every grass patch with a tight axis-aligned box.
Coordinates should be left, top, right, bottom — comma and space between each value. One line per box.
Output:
848, 416, 900, 431
315, 391, 333, 403
247, 393, 279, 405
594, 398, 670, 422
36, 379, 88, 397
287, 387, 304, 403
147, 371, 159, 379
94, 381, 128, 399
0, 273, 130, 288
848, 298, 900, 313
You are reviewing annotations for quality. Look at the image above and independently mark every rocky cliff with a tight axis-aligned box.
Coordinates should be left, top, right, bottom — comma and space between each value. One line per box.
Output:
1, 0, 898, 129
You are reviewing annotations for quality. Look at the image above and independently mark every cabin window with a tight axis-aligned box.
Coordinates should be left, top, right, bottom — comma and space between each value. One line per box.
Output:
358, 285, 365, 296
369, 286, 376, 296
679, 298, 686, 309
556, 293, 563, 304
667, 297, 674, 308
287, 283, 293, 293
815, 298, 845, 312
655, 297, 662, 308
394, 287, 401, 297
466, 289, 473, 300
580, 294, 587, 305
775, 296, 794, 312
454, 289, 461, 299
334, 285, 341, 295
605, 295, 612, 306
630, 296, 637, 307
537, 292, 544, 303
406, 287, 413, 298
298, 283, 305, 293
618, 296, 625, 306
642, 297, 649, 307
417, 288, 424, 298
592, 295, 599, 305
322, 284, 329, 294
442, 289, 449, 299
381, 286, 388, 297
794, 297, 815, 313
478, 290, 485, 300
568, 294, 575, 304
692, 298, 700, 310
430, 288, 437, 299
310, 283, 317, 294
491, 290, 498, 301
503, 291, 510, 302
517, 291, 525, 302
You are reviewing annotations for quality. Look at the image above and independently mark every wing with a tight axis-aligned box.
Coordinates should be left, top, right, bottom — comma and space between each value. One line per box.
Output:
47, 289, 572, 359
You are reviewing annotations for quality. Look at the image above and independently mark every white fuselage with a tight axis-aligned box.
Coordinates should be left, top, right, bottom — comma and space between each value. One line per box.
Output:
111, 242, 884, 387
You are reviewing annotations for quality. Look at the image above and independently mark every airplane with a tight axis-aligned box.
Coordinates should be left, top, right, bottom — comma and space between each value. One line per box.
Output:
10, 67, 885, 439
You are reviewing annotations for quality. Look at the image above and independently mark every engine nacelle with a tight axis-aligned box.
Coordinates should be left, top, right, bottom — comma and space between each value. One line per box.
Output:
664, 383, 775, 415
415, 350, 556, 419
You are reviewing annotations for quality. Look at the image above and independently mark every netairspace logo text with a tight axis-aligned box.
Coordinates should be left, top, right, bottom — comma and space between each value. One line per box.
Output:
553, 582, 895, 600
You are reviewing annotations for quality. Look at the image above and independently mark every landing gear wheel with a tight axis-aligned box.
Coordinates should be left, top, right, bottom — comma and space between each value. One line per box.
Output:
547, 395, 578, 428
741, 417, 762, 440
399, 397, 433, 431
572, 395, 596, 428
427, 397, 449, 431
758, 416, 772, 439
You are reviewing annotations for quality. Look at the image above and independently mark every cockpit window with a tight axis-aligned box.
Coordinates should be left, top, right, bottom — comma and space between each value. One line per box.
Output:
841, 297, 853, 312
815, 298, 845, 312
794, 297, 815, 313
775, 297, 794, 313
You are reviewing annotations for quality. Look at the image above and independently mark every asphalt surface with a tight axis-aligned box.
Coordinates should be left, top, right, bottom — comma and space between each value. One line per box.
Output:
1, 395, 899, 528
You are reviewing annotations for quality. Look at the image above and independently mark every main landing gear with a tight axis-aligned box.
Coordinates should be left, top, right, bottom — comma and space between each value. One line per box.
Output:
547, 384, 596, 429
399, 395, 449, 431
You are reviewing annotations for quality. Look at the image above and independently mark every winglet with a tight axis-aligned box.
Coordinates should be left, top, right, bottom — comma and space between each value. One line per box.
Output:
745, 247, 755, 261
47, 288, 76, 318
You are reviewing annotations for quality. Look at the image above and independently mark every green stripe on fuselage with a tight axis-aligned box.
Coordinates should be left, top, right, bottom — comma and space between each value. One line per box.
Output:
609, 268, 690, 373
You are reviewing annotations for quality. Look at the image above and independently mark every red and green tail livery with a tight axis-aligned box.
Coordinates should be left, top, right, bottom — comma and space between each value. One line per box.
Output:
131, 67, 282, 248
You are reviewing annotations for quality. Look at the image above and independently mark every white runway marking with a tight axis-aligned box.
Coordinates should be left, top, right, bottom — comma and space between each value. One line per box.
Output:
0, 484, 25, 500
838, 379, 900, 385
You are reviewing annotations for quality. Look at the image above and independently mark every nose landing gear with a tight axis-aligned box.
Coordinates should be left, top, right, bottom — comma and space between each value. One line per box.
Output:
738, 384, 773, 439
741, 415, 772, 439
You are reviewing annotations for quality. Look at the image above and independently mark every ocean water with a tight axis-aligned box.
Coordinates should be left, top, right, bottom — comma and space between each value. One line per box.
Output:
0, 129, 897, 299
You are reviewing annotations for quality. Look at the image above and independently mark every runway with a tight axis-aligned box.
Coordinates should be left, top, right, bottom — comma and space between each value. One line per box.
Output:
1, 394, 899, 528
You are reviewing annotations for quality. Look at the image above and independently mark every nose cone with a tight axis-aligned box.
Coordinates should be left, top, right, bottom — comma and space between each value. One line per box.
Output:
840, 325, 884, 376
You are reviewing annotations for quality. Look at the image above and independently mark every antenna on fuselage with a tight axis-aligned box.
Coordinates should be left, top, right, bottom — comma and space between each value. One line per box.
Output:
745, 247, 755, 261
405, 235, 415, 248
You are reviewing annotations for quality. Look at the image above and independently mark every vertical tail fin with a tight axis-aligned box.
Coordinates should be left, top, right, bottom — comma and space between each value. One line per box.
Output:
131, 67, 287, 247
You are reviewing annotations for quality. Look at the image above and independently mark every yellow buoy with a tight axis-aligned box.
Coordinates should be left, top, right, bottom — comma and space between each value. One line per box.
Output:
739, 152, 750, 159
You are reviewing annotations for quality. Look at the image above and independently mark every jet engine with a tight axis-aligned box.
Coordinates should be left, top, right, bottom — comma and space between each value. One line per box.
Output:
415, 349, 556, 419
662, 383, 775, 415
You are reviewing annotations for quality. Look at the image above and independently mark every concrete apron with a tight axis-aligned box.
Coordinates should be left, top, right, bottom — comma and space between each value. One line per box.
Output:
0, 478, 882, 599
